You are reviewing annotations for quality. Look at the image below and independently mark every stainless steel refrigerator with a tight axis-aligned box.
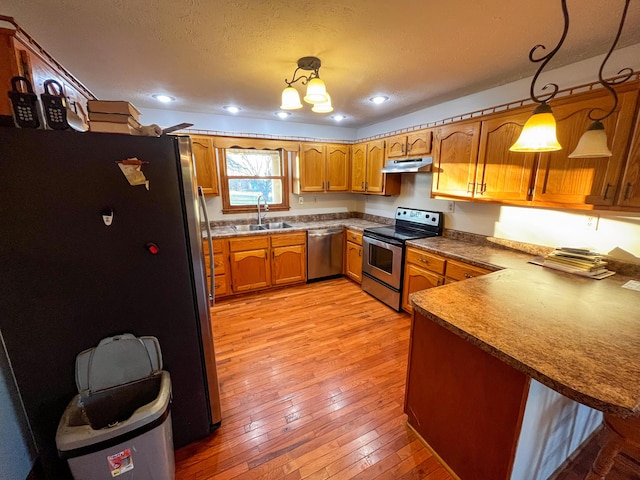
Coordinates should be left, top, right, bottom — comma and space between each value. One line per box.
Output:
0, 127, 222, 479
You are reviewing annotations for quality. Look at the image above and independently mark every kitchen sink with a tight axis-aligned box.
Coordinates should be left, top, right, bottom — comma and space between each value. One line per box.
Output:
261, 222, 293, 229
231, 224, 265, 232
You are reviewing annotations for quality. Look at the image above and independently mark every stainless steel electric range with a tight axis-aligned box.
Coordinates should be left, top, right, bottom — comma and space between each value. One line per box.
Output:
362, 207, 444, 311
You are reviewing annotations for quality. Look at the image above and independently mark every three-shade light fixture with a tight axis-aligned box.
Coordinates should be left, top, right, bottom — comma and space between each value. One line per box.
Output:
280, 56, 333, 113
510, 0, 632, 158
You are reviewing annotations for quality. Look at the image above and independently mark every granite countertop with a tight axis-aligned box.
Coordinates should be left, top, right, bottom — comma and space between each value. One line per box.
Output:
204, 218, 385, 239
407, 237, 640, 418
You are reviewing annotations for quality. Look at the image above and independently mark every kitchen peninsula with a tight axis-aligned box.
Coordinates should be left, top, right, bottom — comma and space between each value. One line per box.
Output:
405, 237, 640, 480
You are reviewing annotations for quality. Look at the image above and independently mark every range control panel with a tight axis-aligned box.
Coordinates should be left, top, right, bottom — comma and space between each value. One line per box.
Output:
395, 207, 443, 228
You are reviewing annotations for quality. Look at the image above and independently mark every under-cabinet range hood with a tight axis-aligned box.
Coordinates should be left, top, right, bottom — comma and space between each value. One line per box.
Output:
380, 157, 433, 173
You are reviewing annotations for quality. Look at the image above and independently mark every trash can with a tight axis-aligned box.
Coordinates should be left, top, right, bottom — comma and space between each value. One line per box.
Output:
56, 334, 175, 480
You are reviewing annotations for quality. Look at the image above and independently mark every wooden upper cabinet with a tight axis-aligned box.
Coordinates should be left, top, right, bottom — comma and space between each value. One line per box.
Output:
366, 140, 386, 193
0, 20, 95, 123
533, 88, 639, 208
476, 111, 537, 202
432, 122, 481, 198
387, 130, 432, 158
299, 143, 326, 192
190, 135, 220, 196
326, 144, 350, 191
617, 107, 640, 208
299, 143, 349, 193
351, 143, 367, 192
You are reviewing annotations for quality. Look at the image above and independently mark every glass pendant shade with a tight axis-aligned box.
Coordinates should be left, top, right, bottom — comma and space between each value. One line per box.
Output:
311, 94, 333, 113
509, 103, 562, 152
280, 87, 303, 110
568, 121, 612, 158
304, 78, 328, 104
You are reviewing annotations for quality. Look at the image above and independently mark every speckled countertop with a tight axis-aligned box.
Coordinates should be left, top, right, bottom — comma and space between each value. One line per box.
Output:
407, 237, 640, 418
204, 218, 385, 238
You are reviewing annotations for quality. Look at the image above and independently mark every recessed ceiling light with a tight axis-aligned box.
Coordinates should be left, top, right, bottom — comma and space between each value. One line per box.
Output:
152, 94, 175, 103
275, 111, 291, 119
369, 95, 389, 105
224, 105, 241, 114
331, 114, 346, 122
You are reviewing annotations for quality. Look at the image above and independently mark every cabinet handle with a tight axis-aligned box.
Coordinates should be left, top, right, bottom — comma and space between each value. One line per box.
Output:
603, 183, 612, 200
361, 181, 365, 190
467, 182, 474, 194
463, 273, 473, 279
358, 250, 362, 257
418, 257, 429, 264
327, 181, 330, 190
322, 181, 325, 190
365, 181, 368, 191
624, 182, 633, 200
402, 144, 406, 153
407, 143, 411, 152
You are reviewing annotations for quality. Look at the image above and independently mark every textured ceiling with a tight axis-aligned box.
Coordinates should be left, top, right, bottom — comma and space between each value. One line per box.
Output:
1, 0, 639, 128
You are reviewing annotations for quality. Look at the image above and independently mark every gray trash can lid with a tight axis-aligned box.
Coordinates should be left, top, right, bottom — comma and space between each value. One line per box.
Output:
75, 334, 163, 394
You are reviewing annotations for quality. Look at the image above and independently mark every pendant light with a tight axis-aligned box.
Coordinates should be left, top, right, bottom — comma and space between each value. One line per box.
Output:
569, 0, 633, 158
280, 56, 332, 113
510, 0, 570, 152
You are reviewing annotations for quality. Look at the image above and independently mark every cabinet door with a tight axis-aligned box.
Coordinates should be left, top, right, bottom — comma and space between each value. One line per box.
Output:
533, 90, 638, 207
617, 112, 640, 207
272, 244, 306, 285
351, 143, 367, 192
476, 112, 537, 202
401, 264, 443, 313
230, 249, 271, 292
386, 135, 407, 158
407, 130, 432, 156
191, 136, 219, 196
432, 122, 481, 198
366, 140, 386, 193
326, 144, 350, 192
345, 241, 363, 283
300, 144, 326, 192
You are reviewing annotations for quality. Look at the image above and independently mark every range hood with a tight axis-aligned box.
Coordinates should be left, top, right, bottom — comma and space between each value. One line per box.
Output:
380, 157, 433, 173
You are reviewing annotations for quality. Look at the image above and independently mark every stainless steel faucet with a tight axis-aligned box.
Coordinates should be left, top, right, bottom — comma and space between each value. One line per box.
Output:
256, 194, 268, 226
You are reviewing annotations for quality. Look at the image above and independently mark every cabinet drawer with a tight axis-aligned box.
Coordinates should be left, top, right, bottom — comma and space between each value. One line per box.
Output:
213, 274, 229, 297
405, 248, 446, 275
271, 232, 306, 247
345, 229, 363, 246
445, 259, 493, 281
229, 236, 270, 252
202, 238, 225, 255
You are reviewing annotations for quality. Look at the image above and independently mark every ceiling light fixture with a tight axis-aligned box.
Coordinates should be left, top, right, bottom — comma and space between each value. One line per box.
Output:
223, 105, 241, 113
275, 111, 291, 119
370, 96, 389, 105
280, 56, 332, 113
152, 94, 175, 103
331, 114, 346, 122
510, 0, 569, 153
569, 0, 632, 158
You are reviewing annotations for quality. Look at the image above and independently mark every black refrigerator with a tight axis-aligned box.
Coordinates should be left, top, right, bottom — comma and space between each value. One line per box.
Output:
0, 127, 222, 479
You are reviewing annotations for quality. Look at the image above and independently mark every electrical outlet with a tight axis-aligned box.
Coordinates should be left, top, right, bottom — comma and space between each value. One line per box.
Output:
446, 201, 455, 213
298, 196, 304, 205
585, 214, 599, 231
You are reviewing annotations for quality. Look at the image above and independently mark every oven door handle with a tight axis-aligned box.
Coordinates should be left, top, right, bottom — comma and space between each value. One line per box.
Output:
363, 232, 404, 248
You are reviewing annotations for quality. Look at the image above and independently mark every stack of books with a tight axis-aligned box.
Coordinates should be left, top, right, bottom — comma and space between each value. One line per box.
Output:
540, 247, 614, 279
87, 101, 142, 135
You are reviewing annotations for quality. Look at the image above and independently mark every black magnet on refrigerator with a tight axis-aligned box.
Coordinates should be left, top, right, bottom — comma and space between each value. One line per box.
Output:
101, 208, 114, 226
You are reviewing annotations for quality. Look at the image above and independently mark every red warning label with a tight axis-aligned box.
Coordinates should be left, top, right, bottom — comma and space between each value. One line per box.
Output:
107, 448, 134, 477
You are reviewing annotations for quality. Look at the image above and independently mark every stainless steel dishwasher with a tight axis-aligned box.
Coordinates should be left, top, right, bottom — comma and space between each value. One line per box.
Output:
307, 228, 344, 280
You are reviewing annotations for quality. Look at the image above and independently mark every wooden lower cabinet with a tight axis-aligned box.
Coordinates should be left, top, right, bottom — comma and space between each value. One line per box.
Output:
203, 239, 230, 299
405, 311, 530, 480
229, 236, 271, 293
445, 258, 493, 283
227, 232, 307, 294
402, 248, 446, 313
271, 232, 306, 286
344, 229, 363, 283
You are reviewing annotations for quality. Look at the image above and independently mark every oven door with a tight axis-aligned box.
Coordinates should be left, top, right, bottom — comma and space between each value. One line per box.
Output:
362, 234, 403, 290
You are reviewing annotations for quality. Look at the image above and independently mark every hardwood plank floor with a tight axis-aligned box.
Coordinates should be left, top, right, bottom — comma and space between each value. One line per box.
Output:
175, 277, 638, 480
175, 278, 453, 480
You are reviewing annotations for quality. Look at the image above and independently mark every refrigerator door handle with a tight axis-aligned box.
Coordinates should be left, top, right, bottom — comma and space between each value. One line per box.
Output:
198, 186, 215, 306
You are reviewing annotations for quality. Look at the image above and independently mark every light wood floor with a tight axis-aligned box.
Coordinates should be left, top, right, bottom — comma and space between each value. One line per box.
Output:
175, 277, 636, 480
